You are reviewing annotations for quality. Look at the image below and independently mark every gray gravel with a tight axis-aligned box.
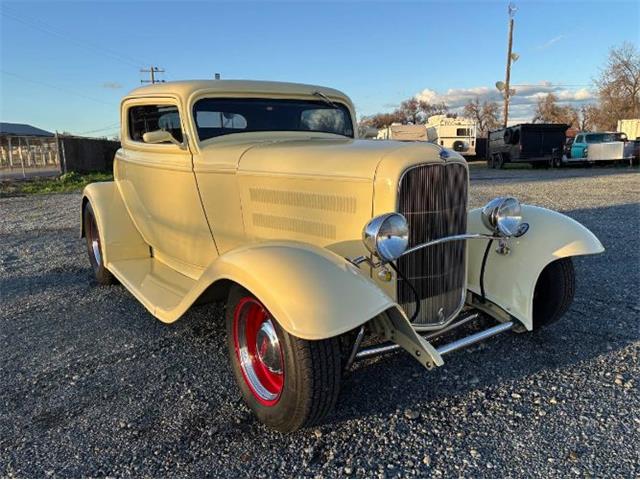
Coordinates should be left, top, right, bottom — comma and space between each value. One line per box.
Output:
1, 163, 639, 478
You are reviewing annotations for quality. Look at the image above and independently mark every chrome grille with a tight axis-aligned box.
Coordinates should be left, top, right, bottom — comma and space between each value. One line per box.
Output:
397, 163, 468, 326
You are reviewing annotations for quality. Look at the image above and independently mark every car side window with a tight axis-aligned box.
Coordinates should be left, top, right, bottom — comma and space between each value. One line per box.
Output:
128, 104, 183, 143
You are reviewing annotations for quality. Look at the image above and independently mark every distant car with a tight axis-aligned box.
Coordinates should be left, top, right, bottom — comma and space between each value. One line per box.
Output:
561, 132, 633, 165
487, 123, 568, 169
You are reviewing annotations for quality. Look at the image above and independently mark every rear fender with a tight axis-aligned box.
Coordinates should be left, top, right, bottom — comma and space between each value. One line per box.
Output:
467, 205, 604, 330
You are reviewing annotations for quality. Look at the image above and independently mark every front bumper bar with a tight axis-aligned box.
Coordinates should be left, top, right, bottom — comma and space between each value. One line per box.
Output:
351, 309, 515, 369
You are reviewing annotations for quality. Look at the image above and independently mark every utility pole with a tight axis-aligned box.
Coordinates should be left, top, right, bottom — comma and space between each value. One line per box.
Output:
503, 5, 515, 127
503, 3, 517, 127
140, 66, 165, 84
496, 4, 519, 127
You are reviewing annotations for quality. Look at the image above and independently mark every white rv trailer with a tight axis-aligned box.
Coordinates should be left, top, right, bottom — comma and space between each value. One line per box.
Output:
376, 123, 427, 141
426, 115, 476, 157
617, 119, 640, 140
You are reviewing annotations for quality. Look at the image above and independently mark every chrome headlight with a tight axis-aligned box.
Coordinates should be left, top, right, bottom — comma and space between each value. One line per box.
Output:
481, 197, 522, 237
362, 213, 409, 262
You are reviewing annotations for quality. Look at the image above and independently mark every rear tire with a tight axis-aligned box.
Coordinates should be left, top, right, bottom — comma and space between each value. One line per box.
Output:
83, 202, 115, 285
225, 286, 342, 432
553, 155, 563, 168
532, 258, 575, 329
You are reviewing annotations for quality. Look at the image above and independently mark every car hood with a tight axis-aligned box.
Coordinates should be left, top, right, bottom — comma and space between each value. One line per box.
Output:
234, 136, 447, 181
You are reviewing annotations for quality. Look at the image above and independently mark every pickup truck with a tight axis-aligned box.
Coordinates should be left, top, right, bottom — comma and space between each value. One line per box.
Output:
81, 80, 603, 431
562, 131, 634, 166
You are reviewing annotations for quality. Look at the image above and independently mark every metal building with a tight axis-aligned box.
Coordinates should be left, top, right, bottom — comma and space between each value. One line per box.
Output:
0, 122, 60, 178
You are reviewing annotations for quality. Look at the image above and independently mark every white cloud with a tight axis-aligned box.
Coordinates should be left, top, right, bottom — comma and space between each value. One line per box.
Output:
414, 81, 596, 121
415, 88, 439, 103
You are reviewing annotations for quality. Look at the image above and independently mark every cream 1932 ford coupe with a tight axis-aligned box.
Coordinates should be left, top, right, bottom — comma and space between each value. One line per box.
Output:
82, 80, 603, 432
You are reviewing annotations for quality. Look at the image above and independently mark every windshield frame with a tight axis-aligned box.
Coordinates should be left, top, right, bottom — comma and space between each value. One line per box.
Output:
191, 96, 355, 142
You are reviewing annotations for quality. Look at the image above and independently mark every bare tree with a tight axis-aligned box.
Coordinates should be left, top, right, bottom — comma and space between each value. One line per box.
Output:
532, 93, 579, 127
577, 104, 598, 131
359, 111, 405, 129
463, 98, 501, 136
593, 42, 640, 130
359, 97, 448, 129
396, 98, 448, 124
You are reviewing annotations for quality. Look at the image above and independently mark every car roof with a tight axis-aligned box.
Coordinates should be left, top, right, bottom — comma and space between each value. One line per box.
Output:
125, 79, 351, 103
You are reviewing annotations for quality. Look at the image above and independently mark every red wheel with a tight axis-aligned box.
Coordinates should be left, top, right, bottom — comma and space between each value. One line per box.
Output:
225, 286, 342, 432
232, 296, 284, 406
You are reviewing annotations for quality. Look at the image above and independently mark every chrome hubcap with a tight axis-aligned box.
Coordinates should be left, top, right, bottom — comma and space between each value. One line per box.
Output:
255, 320, 283, 374
88, 216, 102, 265
91, 239, 101, 265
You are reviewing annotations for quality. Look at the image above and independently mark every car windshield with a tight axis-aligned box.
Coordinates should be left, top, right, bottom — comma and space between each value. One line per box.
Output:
586, 133, 618, 143
193, 97, 354, 141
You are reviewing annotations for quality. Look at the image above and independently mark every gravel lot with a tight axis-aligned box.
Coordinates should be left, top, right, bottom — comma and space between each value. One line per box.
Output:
1, 164, 639, 478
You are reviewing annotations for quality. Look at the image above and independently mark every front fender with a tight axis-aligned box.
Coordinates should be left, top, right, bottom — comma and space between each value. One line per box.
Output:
201, 241, 397, 340
467, 205, 604, 330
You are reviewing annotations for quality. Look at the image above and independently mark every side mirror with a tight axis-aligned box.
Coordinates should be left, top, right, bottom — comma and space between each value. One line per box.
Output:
142, 129, 182, 147
359, 126, 379, 139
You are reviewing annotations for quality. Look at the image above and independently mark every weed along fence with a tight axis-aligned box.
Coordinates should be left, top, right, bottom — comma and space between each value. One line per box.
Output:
0, 123, 119, 179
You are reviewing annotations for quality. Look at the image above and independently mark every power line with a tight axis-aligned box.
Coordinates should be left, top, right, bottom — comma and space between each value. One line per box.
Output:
0, 6, 150, 68
1, 70, 117, 106
77, 122, 121, 135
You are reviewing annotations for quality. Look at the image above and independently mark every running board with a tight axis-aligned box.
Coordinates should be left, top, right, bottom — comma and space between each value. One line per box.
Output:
355, 315, 514, 363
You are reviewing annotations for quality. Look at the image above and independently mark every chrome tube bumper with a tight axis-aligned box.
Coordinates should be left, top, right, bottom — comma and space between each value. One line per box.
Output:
352, 311, 514, 365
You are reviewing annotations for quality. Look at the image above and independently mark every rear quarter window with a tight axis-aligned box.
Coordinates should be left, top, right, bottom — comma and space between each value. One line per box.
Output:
128, 104, 183, 143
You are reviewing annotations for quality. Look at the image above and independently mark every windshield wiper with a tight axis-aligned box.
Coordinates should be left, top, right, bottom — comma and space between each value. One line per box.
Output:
312, 90, 337, 108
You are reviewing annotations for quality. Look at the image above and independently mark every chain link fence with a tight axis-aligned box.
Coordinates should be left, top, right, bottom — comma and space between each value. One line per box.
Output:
0, 135, 120, 179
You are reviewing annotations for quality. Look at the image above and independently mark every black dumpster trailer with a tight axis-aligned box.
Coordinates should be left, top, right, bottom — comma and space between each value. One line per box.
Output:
487, 123, 568, 169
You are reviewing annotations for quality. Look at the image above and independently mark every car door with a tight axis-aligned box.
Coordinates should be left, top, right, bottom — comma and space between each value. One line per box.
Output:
564, 137, 574, 158
115, 97, 217, 278
571, 135, 586, 159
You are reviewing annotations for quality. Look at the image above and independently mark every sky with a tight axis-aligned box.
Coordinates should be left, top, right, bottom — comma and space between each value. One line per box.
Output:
1, 0, 639, 136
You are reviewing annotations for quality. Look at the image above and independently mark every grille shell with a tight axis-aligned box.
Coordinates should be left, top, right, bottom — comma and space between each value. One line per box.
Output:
396, 162, 468, 327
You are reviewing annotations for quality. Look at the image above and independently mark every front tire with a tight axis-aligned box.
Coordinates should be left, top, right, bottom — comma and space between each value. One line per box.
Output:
532, 258, 575, 329
225, 286, 342, 432
83, 202, 115, 285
